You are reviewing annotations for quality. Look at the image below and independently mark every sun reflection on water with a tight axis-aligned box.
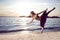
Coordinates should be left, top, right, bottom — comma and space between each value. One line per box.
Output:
20, 18, 31, 34
20, 17, 29, 25
22, 27, 29, 29
20, 31, 30, 34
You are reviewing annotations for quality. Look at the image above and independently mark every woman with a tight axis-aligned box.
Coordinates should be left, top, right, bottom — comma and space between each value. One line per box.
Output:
28, 7, 56, 33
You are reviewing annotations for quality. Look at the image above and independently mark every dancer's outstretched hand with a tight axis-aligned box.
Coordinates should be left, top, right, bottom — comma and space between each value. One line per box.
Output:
27, 22, 31, 24
27, 23, 30, 24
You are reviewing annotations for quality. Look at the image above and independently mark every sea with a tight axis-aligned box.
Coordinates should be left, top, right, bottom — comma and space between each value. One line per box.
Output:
0, 16, 60, 32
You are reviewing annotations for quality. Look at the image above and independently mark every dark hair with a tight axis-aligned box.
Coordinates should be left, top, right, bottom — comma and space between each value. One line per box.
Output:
30, 11, 36, 15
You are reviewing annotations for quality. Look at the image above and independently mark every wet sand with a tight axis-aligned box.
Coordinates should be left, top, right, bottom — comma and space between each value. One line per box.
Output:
0, 31, 60, 40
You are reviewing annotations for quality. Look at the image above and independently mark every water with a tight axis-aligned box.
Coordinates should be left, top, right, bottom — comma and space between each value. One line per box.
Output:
0, 16, 60, 31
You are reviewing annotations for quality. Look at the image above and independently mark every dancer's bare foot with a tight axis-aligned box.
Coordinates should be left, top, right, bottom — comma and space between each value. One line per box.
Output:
41, 27, 44, 33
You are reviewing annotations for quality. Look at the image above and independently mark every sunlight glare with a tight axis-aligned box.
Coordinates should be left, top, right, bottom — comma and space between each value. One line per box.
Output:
7, 1, 48, 16
20, 31, 30, 34
22, 27, 29, 29
20, 17, 29, 25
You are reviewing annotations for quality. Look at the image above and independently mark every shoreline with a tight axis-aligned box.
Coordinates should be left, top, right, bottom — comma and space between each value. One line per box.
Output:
0, 30, 60, 40
0, 27, 60, 33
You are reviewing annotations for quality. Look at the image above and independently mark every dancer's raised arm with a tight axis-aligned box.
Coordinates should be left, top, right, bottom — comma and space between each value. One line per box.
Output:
37, 11, 43, 15
27, 17, 35, 24
37, 9, 48, 15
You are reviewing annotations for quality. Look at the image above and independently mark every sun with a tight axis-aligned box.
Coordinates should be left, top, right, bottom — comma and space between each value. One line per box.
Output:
8, 2, 34, 16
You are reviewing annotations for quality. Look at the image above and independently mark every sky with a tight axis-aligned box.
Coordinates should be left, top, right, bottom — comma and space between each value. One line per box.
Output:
0, 0, 60, 16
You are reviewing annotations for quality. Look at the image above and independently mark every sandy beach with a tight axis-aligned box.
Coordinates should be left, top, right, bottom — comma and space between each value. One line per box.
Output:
0, 30, 60, 40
